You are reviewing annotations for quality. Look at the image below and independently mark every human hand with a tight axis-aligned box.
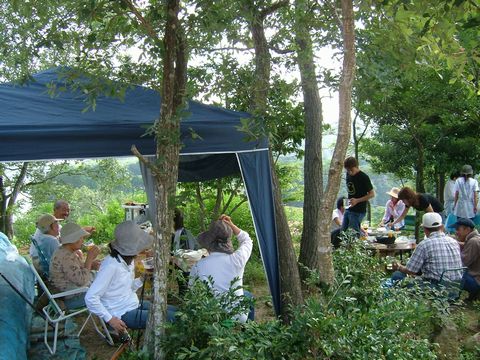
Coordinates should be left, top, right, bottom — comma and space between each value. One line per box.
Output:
349, 198, 359, 207
86, 245, 101, 260
391, 262, 400, 271
220, 214, 240, 235
91, 259, 101, 270
83, 226, 96, 234
108, 316, 127, 333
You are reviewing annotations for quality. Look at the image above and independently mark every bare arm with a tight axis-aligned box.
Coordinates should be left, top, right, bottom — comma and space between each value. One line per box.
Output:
392, 262, 417, 276
349, 190, 375, 207
392, 207, 409, 225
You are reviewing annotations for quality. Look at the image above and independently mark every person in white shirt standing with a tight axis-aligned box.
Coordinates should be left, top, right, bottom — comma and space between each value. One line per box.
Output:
444, 171, 460, 217
189, 214, 254, 323
453, 165, 478, 220
85, 221, 157, 333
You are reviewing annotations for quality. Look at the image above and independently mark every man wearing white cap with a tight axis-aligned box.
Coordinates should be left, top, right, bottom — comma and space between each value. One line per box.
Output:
49, 223, 101, 309
392, 212, 462, 283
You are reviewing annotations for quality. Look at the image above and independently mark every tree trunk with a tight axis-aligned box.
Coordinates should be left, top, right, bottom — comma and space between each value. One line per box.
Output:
143, 0, 187, 357
0, 172, 7, 235
4, 162, 29, 239
315, 0, 356, 286
438, 170, 445, 203
414, 142, 425, 241
294, 0, 331, 284
244, 1, 303, 320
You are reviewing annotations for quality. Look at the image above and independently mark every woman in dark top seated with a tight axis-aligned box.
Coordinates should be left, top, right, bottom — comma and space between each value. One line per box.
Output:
392, 187, 444, 227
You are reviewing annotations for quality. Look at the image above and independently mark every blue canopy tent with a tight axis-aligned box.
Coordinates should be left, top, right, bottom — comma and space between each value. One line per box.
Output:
0, 68, 280, 316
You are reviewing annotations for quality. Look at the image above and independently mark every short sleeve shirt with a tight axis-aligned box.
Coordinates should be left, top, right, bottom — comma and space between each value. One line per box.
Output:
416, 193, 443, 213
406, 231, 462, 282
346, 170, 373, 213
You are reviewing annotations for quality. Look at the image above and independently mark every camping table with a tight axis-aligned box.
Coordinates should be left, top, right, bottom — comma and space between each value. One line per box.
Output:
365, 241, 416, 260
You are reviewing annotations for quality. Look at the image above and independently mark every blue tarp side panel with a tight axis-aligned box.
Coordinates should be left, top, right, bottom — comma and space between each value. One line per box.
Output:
139, 156, 158, 228
237, 151, 280, 315
0, 67, 268, 162
0, 232, 35, 360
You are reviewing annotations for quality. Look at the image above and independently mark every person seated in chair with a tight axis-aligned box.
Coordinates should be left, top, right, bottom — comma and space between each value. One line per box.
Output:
453, 218, 480, 299
189, 215, 254, 323
391, 213, 463, 285
330, 197, 345, 249
49, 223, 101, 309
85, 221, 171, 333
31, 214, 61, 276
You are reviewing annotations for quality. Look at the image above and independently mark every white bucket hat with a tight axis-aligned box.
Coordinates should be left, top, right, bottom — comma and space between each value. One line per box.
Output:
60, 223, 89, 244
111, 220, 154, 256
421, 213, 442, 229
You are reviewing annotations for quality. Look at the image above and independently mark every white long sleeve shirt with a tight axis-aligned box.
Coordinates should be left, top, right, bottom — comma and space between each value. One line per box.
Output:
85, 255, 139, 323
189, 230, 253, 323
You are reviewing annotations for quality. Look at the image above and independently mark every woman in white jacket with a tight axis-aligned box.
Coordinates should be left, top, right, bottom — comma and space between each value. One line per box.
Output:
85, 221, 155, 333
453, 165, 478, 220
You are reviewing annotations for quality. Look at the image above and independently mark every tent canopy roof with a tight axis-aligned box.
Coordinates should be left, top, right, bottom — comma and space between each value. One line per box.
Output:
0, 68, 267, 165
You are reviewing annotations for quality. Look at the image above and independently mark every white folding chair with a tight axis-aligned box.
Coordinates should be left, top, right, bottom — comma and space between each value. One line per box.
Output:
30, 263, 114, 354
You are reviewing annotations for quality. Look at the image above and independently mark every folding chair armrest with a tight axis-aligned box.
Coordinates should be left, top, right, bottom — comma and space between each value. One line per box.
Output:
51, 287, 89, 299
439, 267, 468, 282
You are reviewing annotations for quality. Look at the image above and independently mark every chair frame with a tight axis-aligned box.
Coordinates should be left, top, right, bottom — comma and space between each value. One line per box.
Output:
29, 263, 114, 354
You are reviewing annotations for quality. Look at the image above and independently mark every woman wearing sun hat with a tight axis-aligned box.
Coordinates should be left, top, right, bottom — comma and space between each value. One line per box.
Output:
189, 214, 254, 323
85, 220, 160, 333
380, 187, 406, 230
453, 164, 479, 220
49, 222, 101, 309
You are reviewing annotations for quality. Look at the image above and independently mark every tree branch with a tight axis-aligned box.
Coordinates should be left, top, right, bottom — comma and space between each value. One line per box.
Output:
229, 198, 248, 215
260, 0, 289, 20
131, 145, 161, 178
122, 0, 161, 43
24, 169, 83, 187
269, 45, 294, 54
325, 0, 342, 28
204, 46, 254, 52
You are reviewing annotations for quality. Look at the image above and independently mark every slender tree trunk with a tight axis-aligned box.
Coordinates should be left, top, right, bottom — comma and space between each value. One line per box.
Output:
438, 170, 445, 203
294, 0, 332, 284
244, 1, 303, 320
414, 142, 425, 241
142, 0, 187, 357
316, 0, 356, 285
0, 172, 7, 235
4, 162, 29, 239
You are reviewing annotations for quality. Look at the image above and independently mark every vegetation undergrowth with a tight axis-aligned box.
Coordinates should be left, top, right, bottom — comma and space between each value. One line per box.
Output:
119, 231, 480, 360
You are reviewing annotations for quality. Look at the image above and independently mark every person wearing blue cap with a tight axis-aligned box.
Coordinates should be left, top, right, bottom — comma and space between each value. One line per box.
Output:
454, 218, 480, 299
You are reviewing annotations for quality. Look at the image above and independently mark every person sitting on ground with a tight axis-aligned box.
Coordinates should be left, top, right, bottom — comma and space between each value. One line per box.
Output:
393, 187, 444, 228
31, 214, 61, 276
330, 197, 346, 248
341, 156, 375, 235
444, 171, 460, 218
453, 165, 478, 221
380, 187, 406, 230
453, 218, 480, 299
49, 223, 101, 309
85, 221, 173, 333
189, 215, 254, 322
391, 213, 463, 284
